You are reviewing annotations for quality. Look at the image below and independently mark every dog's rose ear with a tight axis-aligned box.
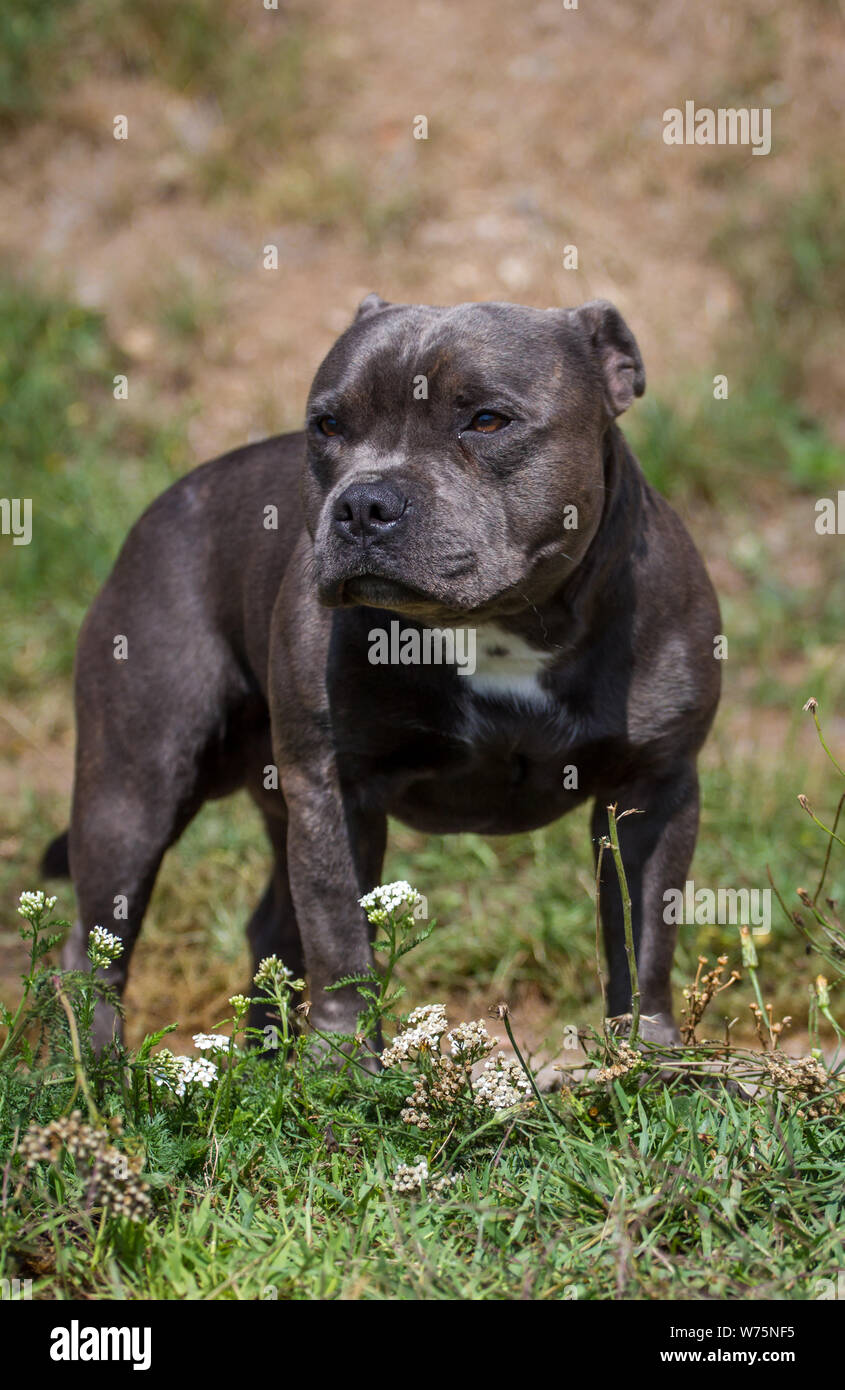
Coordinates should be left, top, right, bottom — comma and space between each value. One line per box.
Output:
354, 292, 391, 322
570, 300, 645, 417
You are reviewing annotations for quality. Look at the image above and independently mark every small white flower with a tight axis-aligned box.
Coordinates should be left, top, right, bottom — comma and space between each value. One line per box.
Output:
151, 1051, 218, 1097
391, 1157, 456, 1197
381, 1004, 448, 1067
472, 1052, 532, 1112
391, 1156, 429, 1193
192, 1032, 232, 1053
447, 1019, 495, 1061
174, 1056, 218, 1097
17, 890, 57, 922
87, 925, 124, 968
359, 881, 421, 926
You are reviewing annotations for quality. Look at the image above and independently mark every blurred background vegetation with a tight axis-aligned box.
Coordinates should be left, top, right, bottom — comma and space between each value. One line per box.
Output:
1, 0, 843, 1056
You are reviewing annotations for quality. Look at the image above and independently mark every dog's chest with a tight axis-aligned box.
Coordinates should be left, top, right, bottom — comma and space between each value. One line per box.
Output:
383, 628, 580, 833
449, 624, 572, 813
461, 623, 556, 708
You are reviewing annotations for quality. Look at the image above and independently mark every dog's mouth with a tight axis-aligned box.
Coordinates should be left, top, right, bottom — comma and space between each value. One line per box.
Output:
336, 574, 470, 621
316, 544, 533, 622
319, 568, 474, 622
322, 572, 531, 628
342, 575, 425, 607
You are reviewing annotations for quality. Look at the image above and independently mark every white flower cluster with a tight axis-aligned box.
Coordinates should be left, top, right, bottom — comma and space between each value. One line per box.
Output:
473, 1053, 533, 1112
17, 890, 57, 921
192, 1032, 232, 1053
383, 1002, 534, 1127
359, 880, 421, 926
381, 1004, 448, 1067
173, 1056, 217, 1097
87, 925, 124, 967
391, 1156, 456, 1196
392, 1156, 429, 1192
400, 1077, 432, 1130
152, 1050, 218, 1098
447, 1019, 495, 1061
400, 1058, 464, 1128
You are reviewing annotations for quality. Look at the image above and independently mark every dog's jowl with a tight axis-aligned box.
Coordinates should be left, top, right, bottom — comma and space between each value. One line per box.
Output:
48, 297, 721, 1050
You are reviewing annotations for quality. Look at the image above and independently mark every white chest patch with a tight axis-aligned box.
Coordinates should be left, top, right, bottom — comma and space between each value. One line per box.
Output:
462, 623, 555, 705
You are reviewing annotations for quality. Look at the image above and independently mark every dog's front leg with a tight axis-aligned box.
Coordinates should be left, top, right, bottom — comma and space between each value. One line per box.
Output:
591, 762, 701, 1045
270, 587, 385, 1047
282, 759, 386, 1043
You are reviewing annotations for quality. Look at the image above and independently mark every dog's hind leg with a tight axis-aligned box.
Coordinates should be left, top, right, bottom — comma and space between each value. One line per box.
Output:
63, 771, 205, 1050
591, 761, 700, 1046
63, 597, 249, 1048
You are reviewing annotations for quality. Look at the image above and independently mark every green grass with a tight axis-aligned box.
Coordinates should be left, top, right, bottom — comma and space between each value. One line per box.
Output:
0, 0, 305, 133
630, 163, 845, 502
9, 1086, 845, 1301
0, 279, 187, 693
0, 890, 843, 1302
711, 166, 845, 373
629, 378, 845, 502
0, 0, 80, 124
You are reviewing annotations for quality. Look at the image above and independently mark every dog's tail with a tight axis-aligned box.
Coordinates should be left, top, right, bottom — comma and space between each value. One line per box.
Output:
41, 829, 71, 879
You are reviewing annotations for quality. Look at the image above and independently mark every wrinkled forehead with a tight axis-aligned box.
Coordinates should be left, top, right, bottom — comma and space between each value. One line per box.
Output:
308, 303, 590, 411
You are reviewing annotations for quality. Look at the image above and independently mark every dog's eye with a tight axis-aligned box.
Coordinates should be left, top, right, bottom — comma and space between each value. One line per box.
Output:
468, 410, 510, 433
318, 415, 341, 437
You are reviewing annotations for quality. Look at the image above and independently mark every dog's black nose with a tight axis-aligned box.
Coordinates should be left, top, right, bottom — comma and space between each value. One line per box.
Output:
332, 481, 407, 543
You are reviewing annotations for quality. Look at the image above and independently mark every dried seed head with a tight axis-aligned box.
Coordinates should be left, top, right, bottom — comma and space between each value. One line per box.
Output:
16, 1114, 151, 1222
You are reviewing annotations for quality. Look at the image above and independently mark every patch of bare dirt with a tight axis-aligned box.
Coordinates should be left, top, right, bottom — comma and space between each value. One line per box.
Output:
2, 0, 844, 459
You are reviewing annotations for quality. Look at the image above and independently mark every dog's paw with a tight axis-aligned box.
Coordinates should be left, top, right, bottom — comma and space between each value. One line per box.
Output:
607, 1012, 680, 1048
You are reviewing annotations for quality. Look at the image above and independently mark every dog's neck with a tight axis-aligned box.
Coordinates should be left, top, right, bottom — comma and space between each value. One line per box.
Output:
486, 425, 646, 654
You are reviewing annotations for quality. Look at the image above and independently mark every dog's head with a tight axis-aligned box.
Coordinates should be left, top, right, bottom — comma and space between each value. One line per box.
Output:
303, 295, 645, 623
